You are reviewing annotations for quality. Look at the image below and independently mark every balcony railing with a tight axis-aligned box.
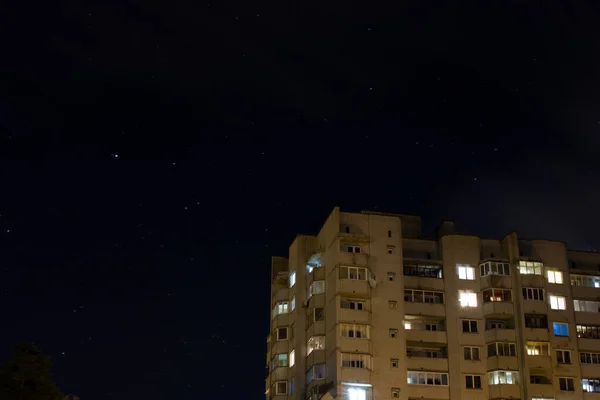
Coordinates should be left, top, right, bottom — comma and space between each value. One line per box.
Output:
406, 349, 448, 358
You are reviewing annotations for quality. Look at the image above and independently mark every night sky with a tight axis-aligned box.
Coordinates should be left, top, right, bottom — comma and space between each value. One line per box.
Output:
2, 1, 600, 399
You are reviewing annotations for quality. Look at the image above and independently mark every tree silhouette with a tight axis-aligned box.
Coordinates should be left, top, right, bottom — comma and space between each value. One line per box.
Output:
0, 342, 65, 400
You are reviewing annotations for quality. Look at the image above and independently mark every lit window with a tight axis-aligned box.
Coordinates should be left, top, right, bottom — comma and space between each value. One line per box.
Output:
272, 302, 289, 318
457, 264, 475, 280
339, 266, 369, 280
306, 336, 325, 355
407, 371, 449, 386
348, 388, 367, 400
289, 271, 296, 287
488, 370, 519, 385
549, 295, 566, 310
291, 296, 296, 311
480, 261, 510, 276
341, 353, 373, 369
582, 378, 600, 393
308, 280, 325, 298
571, 274, 600, 288
488, 342, 517, 357
553, 322, 568, 337
404, 322, 411, 329
547, 270, 563, 284
271, 353, 288, 369
289, 350, 295, 367
577, 324, 600, 339
306, 364, 325, 383
483, 288, 512, 302
519, 261, 543, 275
574, 299, 600, 312
459, 291, 478, 307
526, 342, 549, 356
340, 323, 371, 339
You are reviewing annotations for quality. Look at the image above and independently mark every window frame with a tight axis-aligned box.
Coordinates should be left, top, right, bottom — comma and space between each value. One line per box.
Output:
526, 342, 550, 356
404, 289, 445, 304
462, 319, 478, 333
522, 287, 544, 301
465, 374, 482, 389
483, 288, 512, 303
553, 322, 569, 337
339, 266, 370, 281
276, 381, 288, 395
547, 270, 564, 284
464, 346, 481, 360
341, 298, 366, 311
549, 295, 567, 310
407, 371, 449, 386
558, 377, 575, 392
556, 349, 572, 364
458, 290, 478, 307
457, 264, 476, 280
340, 323, 371, 339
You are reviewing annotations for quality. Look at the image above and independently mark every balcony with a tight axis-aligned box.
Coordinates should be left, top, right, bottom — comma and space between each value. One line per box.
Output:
271, 366, 288, 381
274, 288, 289, 303
272, 313, 289, 327
404, 302, 446, 318
337, 252, 369, 267
306, 349, 325, 366
523, 327, 549, 342
337, 279, 370, 298
406, 385, 449, 400
337, 231, 370, 243
520, 274, 545, 287
485, 328, 516, 342
405, 329, 447, 347
339, 308, 370, 324
483, 302, 514, 318
529, 383, 555, 398
306, 320, 325, 337
487, 356, 519, 371
578, 338, 600, 352
521, 299, 547, 314
480, 275, 512, 290
403, 275, 445, 291
339, 337, 371, 353
340, 367, 371, 385
576, 312, 600, 326
271, 339, 288, 356
488, 384, 521, 399
406, 351, 449, 371
525, 355, 552, 370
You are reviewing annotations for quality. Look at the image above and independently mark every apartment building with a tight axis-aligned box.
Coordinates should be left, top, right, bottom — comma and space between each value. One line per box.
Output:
265, 207, 600, 400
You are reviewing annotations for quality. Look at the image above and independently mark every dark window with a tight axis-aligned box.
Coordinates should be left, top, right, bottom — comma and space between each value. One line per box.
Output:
462, 320, 478, 333
525, 314, 548, 329
388, 230, 392, 238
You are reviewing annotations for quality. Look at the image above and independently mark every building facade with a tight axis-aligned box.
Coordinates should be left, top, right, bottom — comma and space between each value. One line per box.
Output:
265, 207, 600, 400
